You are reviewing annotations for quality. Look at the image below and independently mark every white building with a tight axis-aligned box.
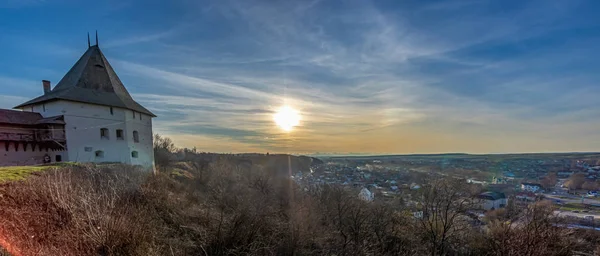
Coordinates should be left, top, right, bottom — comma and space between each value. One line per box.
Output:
521, 183, 542, 193
478, 192, 507, 211
358, 187, 375, 202
1, 42, 155, 170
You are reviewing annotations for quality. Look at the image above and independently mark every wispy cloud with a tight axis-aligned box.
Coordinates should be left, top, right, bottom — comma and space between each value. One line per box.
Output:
2, 0, 599, 153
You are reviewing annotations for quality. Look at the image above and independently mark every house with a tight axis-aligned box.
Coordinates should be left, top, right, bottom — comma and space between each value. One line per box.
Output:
410, 183, 421, 190
358, 187, 375, 202
557, 171, 574, 178
521, 182, 542, 192
0, 109, 66, 166
1, 39, 155, 170
478, 191, 507, 211
515, 191, 537, 202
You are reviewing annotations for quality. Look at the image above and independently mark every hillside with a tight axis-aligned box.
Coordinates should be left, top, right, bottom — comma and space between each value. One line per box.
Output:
0, 155, 598, 255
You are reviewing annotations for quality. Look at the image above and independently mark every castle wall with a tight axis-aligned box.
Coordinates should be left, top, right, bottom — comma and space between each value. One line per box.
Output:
22, 100, 154, 170
0, 141, 65, 166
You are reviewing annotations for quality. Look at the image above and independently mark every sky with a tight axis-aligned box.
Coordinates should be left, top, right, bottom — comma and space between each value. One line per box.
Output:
1, 0, 599, 154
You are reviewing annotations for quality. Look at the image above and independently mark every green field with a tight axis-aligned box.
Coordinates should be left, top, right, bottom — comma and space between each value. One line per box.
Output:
558, 203, 597, 213
0, 162, 79, 182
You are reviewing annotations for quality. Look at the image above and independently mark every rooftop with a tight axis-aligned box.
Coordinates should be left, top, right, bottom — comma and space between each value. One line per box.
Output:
0, 109, 65, 126
478, 191, 506, 200
14, 45, 155, 117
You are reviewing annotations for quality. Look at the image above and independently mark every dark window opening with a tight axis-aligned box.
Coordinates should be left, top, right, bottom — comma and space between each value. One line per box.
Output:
95, 150, 104, 158
55, 155, 62, 162
43, 104, 46, 112
131, 151, 139, 158
133, 131, 139, 143
132, 111, 135, 118
116, 129, 124, 140
100, 128, 109, 139
110, 107, 114, 115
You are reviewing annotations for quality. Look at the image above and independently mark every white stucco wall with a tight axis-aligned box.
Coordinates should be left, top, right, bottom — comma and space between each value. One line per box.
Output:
22, 100, 154, 170
481, 198, 508, 210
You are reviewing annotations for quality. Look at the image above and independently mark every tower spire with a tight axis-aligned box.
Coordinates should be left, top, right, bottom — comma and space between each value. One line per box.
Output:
87, 32, 91, 48
95, 30, 99, 46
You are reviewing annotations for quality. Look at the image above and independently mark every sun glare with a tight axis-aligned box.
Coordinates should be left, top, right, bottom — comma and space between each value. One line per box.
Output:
274, 105, 301, 132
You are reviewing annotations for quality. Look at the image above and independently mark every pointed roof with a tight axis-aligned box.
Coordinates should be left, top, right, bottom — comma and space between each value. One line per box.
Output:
15, 45, 155, 117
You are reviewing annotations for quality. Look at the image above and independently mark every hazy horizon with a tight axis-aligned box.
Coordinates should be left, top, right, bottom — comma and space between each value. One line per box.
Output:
1, 0, 599, 154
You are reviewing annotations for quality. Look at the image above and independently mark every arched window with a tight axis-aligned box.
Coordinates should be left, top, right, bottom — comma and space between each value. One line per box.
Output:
131, 151, 139, 158
133, 131, 139, 143
95, 150, 104, 158
116, 129, 124, 140
100, 128, 109, 140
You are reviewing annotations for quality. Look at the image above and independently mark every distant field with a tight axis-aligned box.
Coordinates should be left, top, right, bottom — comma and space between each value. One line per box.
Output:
326, 152, 600, 160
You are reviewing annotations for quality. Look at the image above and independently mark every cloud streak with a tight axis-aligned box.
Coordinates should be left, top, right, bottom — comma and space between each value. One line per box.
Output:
1, 0, 599, 153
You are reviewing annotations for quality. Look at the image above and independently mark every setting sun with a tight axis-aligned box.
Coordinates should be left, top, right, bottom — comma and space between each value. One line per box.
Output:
274, 105, 301, 132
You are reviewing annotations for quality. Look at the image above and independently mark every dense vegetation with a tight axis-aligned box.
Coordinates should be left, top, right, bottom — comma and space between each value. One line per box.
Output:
0, 160, 597, 255
0, 136, 597, 255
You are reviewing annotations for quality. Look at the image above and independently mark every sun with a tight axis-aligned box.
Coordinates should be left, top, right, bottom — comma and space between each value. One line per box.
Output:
274, 105, 301, 132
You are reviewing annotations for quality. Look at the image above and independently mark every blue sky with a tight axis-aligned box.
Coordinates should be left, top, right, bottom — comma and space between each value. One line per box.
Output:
1, 0, 599, 154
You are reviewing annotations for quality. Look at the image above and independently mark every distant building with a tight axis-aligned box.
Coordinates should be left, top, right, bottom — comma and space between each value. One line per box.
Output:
557, 171, 574, 178
358, 187, 375, 202
478, 191, 507, 210
492, 176, 507, 184
521, 182, 542, 192
515, 191, 536, 202
467, 178, 487, 185
413, 211, 424, 219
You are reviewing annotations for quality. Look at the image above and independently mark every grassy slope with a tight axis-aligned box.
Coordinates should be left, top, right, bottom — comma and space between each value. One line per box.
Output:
0, 162, 79, 182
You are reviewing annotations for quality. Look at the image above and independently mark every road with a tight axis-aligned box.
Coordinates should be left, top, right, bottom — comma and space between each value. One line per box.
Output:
554, 210, 600, 220
543, 190, 600, 220
542, 186, 600, 206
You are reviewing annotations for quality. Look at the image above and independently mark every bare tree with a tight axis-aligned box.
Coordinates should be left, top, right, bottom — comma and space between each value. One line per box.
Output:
415, 178, 478, 255
153, 134, 176, 170
582, 181, 599, 191
565, 173, 586, 190
540, 172, 558, 190
482, 200, 578, 256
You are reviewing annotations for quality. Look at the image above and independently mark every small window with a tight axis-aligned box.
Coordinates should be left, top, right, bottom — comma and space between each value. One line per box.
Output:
132, 111, 135, 118
139, 113, 142, 120
95, 150, 104, 158
55, 155, 62, 162
131, 151, 138, 158
84, 147, 93, 152
133, 131, 139, 143
43, 104, 46, 112
100, 128, 109, 139
110, 107, 113, 115
116, 129, 124, 140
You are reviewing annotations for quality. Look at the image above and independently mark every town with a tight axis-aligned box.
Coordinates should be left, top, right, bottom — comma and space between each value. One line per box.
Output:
292, 153, 600, 227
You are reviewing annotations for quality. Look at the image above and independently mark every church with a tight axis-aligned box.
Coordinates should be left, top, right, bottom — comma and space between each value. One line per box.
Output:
0, 38, 155, 169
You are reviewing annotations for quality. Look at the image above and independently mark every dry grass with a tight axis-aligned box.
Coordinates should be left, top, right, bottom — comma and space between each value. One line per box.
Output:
0, 161, 594, 256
